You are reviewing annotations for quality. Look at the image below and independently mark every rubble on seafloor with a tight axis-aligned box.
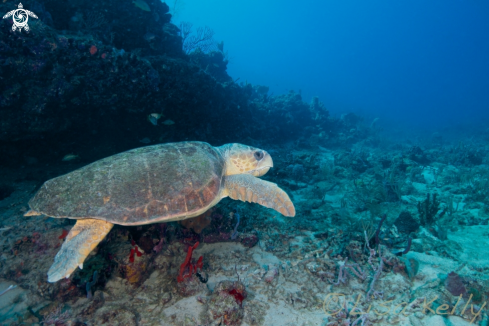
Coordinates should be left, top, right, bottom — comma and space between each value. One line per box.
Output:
1, 135, 489, 326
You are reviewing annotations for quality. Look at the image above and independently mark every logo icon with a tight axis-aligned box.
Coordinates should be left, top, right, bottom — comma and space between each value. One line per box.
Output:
3, 3, 38, 32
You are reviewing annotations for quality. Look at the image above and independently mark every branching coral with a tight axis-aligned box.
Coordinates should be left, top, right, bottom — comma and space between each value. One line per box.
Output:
417, 193, 445, 225
177, 242, 203, 282
180, 23, 217, 54
329, 257, 367, 285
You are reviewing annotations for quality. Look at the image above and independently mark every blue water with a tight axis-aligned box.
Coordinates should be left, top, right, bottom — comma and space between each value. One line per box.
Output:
176, 0, 489, 130
2, 1, 489, 324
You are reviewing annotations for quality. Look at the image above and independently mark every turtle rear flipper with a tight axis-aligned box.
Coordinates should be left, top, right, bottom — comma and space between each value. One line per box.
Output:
223, 174, 296, 217
47, 219, 113, 282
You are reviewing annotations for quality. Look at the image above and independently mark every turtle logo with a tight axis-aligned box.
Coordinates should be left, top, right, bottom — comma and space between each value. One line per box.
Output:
3, 3, 38, 32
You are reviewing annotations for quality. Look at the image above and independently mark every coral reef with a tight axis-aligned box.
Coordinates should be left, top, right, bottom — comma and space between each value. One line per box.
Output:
1, 1, 489, 326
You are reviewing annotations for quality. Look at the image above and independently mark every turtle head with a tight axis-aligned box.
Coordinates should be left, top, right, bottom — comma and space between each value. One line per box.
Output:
217, 143, 273, 177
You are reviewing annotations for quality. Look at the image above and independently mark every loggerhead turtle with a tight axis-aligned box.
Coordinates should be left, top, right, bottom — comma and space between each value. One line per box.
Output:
25, 142, 295, 282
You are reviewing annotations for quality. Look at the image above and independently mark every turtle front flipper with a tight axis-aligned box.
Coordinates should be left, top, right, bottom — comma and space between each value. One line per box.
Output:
48, 219, 113, 283
223, 174, 296, 217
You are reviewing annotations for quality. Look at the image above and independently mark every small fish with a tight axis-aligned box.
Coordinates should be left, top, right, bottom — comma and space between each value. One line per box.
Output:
132, 0, 151, 11
148, 116, 158, 126
148, 113, 162, 125
162, 119, 175, 125
139, 137, 151, 144
62, 154, 79, 161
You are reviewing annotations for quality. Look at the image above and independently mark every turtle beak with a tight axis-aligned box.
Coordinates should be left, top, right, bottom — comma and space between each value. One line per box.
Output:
253, 166, 270, 177
251, 152, 273, 177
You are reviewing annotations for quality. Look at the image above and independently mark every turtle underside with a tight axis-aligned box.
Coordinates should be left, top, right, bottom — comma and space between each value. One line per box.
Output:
28, 142, 225, 225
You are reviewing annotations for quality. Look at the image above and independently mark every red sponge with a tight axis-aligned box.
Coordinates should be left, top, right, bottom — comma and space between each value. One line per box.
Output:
177, 242, 203, 282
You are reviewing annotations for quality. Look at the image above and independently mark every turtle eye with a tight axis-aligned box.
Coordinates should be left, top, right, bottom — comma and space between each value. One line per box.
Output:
254, 151, 264, 160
